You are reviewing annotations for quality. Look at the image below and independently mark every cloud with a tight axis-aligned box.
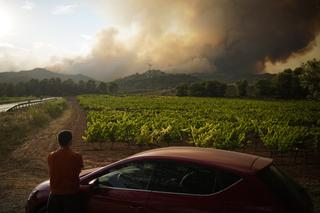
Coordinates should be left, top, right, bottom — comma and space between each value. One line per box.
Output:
81, 34, 93, 41
0, 43, 30, 71
52, 4, 78, 15
3, 0, 319, 81
0, 41, 75, 72
0, 43, 16, 49
21, 1, 34, 10
58, 0, 319, 81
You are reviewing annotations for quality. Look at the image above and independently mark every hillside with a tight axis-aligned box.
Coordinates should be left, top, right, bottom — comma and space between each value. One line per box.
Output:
113, 69, 276, 92
114, 70, 199, 91
191, 72, 275, 83
0, 68, 94, 83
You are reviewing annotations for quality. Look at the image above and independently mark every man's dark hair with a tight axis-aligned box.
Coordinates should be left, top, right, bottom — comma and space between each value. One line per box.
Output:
57, 130, 72, 147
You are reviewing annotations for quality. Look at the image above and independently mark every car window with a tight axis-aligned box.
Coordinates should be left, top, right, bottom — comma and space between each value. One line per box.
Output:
214, 169, 242, 192
98, 161, 155, 190
151, 161, 241, 195
258, 165, 308, 204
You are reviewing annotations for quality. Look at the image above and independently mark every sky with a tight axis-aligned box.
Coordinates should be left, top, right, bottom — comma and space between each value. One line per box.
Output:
0, 0, 104, 70
0, 0, 319, 81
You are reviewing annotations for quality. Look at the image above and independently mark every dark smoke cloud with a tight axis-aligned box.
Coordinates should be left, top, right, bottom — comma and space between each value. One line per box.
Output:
60, 0, 320, 80
210, 0, 320, 74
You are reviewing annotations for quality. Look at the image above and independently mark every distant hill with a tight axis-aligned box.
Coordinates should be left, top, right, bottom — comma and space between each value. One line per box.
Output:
0, 68, 94, 84
113, 69, 275, 92
114, 70, 199, 92
190, 72, 275, 83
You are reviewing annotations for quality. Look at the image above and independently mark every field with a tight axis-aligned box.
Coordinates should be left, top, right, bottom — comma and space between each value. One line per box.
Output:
0, 96, 319, 212
79, 95, 320, 156
78, 95, 320, 211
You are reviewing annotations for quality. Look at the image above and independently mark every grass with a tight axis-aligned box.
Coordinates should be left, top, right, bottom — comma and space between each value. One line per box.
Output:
0, 98, 67, 157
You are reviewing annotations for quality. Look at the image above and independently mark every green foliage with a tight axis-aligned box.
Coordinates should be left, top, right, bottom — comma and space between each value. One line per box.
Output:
236, 80, 248, 97
273, 69, 306, 99
28, 108, 51, 127
259, 125, 315, 153
181, 81, 227, 97
176, 84, 189, 96
79, 95, 320, 153
0, 78, 118, 97
300, 58, 320, 99
43, 99, 68, 118
254, 79, 274, 97
115, 70, 198, 92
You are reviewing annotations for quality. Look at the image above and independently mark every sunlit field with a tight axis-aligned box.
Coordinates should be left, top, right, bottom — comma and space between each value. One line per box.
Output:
79, 95, 320, 157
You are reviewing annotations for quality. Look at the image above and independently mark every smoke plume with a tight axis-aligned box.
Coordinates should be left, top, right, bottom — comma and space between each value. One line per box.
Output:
61, 0, 320, 80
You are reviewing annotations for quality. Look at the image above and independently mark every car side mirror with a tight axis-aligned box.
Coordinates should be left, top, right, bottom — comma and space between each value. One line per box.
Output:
89, 178, 100, 191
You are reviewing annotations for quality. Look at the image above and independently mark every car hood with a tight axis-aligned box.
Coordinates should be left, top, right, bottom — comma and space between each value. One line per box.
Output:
34, 180, 50, 192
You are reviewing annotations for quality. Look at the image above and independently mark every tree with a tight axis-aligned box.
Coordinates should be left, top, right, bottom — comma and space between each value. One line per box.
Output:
236, 80, 248, 97
0, 83, 6, 96
204, 81, 227, 97
189, 82, 206, 97
98, 82, 108, 94
62, 79, 76, 95
254, 79, 274, 97
48, 78, 62, 96
5, 83, 15, 96
77, 80, 86, 94
15, 82, 27, 96
108, 82, 119, 94
300, 59, 320, 99
26, 79, 41, 96
86, 80, 97, 93
176, 84, 189, 96
273, 69, 306, 99
0, 78, 106, 97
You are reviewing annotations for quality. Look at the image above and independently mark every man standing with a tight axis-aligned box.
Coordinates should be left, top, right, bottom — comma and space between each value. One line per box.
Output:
47, 130, 84, 213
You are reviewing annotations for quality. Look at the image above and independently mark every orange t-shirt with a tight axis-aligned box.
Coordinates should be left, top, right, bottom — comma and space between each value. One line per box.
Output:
48, 148, 83, 195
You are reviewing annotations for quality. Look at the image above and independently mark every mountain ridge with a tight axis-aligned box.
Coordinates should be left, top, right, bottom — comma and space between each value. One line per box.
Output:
114, 70, 199, 91
0, 68, 94, 83
113, 69, 275, 92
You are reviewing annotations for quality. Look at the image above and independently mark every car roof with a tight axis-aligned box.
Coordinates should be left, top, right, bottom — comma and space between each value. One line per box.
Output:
128, 147, 272, 174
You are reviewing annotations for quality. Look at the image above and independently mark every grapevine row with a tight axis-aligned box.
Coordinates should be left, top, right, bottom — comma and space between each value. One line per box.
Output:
79, 95, 320, 153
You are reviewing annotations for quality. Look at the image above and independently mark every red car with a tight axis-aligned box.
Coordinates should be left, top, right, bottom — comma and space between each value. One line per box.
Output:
26, 147, 313, 213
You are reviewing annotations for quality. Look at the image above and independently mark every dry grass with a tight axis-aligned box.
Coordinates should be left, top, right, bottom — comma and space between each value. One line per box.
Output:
0, 99, 67, 157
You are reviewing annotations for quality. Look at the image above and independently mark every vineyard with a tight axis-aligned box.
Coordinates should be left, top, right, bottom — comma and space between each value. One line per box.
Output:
78, 95, 320, 156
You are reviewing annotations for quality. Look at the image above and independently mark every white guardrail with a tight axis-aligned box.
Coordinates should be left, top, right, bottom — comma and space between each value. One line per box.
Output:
0, 97, 59, 113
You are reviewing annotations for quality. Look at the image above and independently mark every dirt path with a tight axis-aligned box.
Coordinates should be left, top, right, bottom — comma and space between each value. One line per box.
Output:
0, 98, 146, 213
0, 101, 74, 212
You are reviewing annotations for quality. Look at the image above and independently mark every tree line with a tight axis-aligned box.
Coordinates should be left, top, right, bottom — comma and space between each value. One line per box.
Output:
176, 59, 320, 99
0, 78, 119, 97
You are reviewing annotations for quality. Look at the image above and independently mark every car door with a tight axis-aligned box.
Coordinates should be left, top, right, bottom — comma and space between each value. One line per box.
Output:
146, 160, 241, 213
85, 160, 155, 213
